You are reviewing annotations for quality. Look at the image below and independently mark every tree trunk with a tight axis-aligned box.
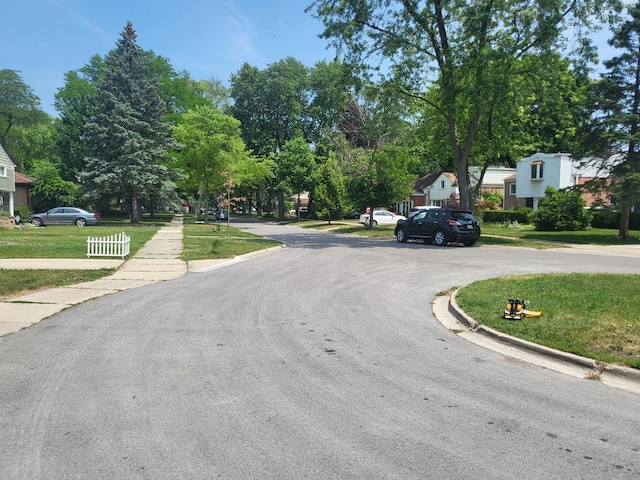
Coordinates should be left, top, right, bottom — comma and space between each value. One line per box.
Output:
277, 191, 285, 220
131, 194, 140, 224
618, 202, 631, 239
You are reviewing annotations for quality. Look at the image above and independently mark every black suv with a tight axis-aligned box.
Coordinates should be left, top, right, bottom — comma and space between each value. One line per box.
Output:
394, 208, 481, 246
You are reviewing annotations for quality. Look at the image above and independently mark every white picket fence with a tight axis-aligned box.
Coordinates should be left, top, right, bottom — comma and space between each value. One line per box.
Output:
86, 232, 131, 258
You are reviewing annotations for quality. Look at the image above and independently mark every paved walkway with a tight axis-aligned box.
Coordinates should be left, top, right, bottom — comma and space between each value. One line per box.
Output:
0, 215, 193, 337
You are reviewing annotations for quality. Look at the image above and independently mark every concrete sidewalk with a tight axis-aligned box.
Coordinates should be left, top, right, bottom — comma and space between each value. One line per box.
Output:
0, 215, 190, 338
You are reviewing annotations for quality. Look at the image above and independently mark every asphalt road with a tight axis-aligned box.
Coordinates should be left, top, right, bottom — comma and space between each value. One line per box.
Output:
1, 220, 639, 479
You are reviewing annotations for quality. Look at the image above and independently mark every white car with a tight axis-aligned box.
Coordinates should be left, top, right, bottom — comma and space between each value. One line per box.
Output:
359, 210, 406, 226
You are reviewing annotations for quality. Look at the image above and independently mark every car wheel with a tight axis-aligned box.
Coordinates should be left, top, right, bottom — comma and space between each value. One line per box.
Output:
463, 239, 476, 247
396, 228, 407, 243
434, 229, 448, 246
372, 220, 378, 226
32, 218, 43, 227
75, 218, 87, 227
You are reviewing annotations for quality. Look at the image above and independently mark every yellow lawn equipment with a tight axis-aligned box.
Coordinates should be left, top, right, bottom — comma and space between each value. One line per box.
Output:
504, 298, 542, 320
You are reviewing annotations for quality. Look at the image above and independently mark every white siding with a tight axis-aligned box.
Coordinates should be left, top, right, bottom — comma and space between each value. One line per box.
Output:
469, 166, 517, 189
516, 152, 572, 200
429, 173, 457, 201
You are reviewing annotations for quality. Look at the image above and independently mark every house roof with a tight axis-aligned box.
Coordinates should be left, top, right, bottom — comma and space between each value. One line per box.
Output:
0, 143, 15, 167
15, 171, 36, 184
414, 173, 440, 191
414, 172, 456, 191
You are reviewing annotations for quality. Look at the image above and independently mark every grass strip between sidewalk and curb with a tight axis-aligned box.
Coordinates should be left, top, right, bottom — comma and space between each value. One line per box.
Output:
181, 222, 283, 262
0, 269, 115, 301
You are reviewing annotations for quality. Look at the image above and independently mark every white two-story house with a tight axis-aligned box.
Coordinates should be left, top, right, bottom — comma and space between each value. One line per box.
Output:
511, 152, 575, 210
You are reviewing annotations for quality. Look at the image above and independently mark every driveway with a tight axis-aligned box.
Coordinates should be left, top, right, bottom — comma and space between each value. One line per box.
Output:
1, 220, 639, 479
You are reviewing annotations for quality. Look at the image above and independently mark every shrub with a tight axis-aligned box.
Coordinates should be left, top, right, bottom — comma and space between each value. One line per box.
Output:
481, 209, 532, 224
591, 209, 619, 229
532, 187, 592, 231
591, 209, 640, 230
479, 191, 503, 210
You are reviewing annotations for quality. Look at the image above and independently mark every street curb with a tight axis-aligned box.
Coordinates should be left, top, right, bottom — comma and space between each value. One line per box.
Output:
448, 289, 640, 384
187, 244, 286, 272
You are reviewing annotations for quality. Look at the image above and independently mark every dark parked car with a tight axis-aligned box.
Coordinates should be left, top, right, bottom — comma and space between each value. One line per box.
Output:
31, 207, 100, 227
394, 208, 480, 246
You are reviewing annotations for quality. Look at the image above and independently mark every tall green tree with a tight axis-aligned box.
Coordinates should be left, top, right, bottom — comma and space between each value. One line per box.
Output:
232, 155, 276, 216
29, 159, 80, 210
79, 22, 178, 223
172, 105, 249, 221
588, 1, 640, 239
54, 60, 102, 181
328, 96, 418, 225
277, 137, 317, 220
0, 69, 46, 170
230, 58, 312, 216
308, 0, 621, 210
230, 58, 310, 156
314, 152, 349, 223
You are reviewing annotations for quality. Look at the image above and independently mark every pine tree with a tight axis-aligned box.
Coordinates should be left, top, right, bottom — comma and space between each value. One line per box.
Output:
595, 3, 640, 239
79, 22, 178, 223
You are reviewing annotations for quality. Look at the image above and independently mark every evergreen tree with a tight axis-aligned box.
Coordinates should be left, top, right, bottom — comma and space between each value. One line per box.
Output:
592, 2, 640, 239
79, 22, 178, 223
315, 152, 348, 223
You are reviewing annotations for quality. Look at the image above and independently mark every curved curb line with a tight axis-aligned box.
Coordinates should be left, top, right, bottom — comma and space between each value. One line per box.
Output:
187, 245, 286, 273
447, 289, 640, 385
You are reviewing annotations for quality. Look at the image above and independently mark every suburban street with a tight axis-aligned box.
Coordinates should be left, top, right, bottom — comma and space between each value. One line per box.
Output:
1, 220, 639, 479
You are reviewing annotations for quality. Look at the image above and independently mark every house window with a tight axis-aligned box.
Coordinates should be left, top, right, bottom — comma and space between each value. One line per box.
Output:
440, 180, 445, 188
0, 166, 6, 177
509, 184, 516, 195
432, 200, 442, 207
530, 161, 544, 180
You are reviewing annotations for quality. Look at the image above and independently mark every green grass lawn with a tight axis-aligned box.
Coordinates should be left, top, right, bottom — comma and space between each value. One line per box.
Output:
181, 222, 282, 261
0, 269, 115, 301
454, 274, 640, 369
480, 223, 640, 245
0, 225, 160, 258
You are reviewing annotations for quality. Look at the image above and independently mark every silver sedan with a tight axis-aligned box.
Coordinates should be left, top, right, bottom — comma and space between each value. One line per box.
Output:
31, 207, 101, 227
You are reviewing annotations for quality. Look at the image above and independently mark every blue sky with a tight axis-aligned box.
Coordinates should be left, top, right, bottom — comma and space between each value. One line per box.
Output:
1, 1, 625, 118
1, 0, 335, 116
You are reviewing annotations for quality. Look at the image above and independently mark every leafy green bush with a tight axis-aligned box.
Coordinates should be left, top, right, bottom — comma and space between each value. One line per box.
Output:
477, 191, 503, 210
532, 187, 592, 231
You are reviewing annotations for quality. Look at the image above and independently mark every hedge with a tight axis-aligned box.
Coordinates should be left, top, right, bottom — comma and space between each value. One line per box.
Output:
591, 210, 640, 230
480, 208, 533, 224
